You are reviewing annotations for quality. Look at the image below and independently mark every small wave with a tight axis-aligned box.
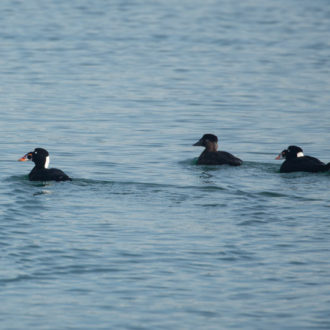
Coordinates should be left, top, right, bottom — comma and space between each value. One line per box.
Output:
71, 178, 114, 187
5, 175, 71, 187
1, 274, 34, 285
178, 158, 198, 166
70, 177, 227, 193
238, 219, 267, 226
279, 171, 330, 178
235, 189, 326, 202
181, 159, 280, 173
33, 190, 52, 196
257, 191, 288, 198
4, 175, 28, 182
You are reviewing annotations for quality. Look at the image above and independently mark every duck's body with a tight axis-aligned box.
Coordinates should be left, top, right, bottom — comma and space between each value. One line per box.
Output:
19, 148, 72, 181
196, 150, 242, 166
193, 134, 242, 166
28, 167, 71, 181
276, 146, 330, 173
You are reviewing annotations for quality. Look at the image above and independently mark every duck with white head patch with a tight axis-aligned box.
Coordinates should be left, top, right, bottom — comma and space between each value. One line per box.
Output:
275, 145, 330, 173
193, 134, 242, 166
18, 148, 72, 181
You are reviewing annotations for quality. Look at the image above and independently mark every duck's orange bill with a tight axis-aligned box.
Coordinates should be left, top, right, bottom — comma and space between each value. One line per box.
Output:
18, 155, 27, 161
18, 153, 31, 162
275, 154, 282, 160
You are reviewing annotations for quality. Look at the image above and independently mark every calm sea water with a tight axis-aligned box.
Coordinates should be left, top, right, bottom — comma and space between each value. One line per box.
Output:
1, 0, 330, 329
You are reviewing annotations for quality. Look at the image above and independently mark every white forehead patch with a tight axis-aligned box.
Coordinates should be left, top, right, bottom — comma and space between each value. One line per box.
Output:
44, 156, 50, 169
297, 152, 304, 158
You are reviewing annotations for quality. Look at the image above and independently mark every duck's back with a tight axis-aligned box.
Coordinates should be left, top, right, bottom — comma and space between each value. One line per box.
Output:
280, 156, 328, 173
197, 150, 242, 166
29, 167, 72, 181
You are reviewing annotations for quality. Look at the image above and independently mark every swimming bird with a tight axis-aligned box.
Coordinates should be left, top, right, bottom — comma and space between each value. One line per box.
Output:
275, 145, 330, 173
18, 148, 72, 181
193, 134, 242, 166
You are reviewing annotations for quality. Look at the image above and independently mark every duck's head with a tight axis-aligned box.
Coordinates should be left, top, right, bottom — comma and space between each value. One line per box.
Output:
193, 134, 218, 152
275, 145, 304, 160
19, 148, 50, 169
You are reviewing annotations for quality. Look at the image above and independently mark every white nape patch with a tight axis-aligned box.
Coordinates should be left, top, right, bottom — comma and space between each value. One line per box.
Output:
44, 156, 50, 169
297, 152, 304, 158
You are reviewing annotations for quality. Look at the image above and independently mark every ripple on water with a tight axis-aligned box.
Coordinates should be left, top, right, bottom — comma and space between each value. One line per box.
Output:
0, 0, 330, 328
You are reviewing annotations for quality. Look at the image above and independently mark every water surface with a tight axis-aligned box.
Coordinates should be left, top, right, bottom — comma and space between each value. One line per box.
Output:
1, 1, 330, 329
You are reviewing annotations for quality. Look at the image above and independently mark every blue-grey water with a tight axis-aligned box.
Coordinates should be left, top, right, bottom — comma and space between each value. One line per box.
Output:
1, 1, 330, 329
